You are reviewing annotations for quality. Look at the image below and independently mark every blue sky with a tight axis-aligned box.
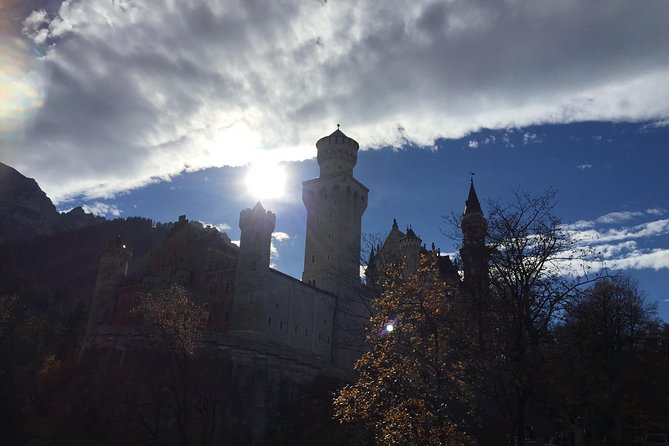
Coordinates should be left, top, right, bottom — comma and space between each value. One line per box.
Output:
1, 1, 669, 318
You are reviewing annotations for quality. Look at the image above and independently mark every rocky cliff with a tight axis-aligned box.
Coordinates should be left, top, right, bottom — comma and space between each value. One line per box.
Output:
0, 162, 100, 241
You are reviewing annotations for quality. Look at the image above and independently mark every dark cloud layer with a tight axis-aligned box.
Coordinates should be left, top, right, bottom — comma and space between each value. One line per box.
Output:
3, 0, 669, 202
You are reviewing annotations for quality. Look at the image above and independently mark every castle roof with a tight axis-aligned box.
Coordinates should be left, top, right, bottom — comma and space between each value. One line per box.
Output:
403, 226, 419, 240
316, 126, 359, 150
464, 178, 483, 216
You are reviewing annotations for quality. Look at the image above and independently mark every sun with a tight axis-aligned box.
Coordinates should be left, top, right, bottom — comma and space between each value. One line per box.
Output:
245, 162, 287, 200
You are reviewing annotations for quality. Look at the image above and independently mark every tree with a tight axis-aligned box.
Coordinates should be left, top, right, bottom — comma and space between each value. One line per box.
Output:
117, 284, 214, 446
484, 190, 596, 445
135, 284, 207, 358
334, 253, 475, 446
556, 275, 663, 445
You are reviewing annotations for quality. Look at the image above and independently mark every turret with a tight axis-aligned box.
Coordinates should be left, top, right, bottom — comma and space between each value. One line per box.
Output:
316, 125, 360, 177
237, 202, 275, 272
85, 236, 132, 338
302, 127, 368, 297
230, 202, 276, 334
459, 177, 491, 344
399, 225, 422, 275
460, 177, 488, 285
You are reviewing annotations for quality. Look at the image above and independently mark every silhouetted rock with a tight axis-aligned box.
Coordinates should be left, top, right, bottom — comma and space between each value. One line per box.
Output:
0, 162, 100, 241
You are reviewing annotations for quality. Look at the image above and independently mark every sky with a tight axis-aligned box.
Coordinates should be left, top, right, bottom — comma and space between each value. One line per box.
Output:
1, 0, 669, 319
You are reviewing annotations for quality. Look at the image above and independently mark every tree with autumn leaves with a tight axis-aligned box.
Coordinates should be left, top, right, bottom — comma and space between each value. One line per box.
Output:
334, 253, 477, 446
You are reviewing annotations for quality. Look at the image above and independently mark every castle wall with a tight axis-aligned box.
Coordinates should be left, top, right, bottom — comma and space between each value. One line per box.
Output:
264, 270, 334, 358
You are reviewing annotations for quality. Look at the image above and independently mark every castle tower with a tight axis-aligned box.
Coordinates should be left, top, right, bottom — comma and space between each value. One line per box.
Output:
85, 236, 132, 339
399, 226, 422, 275
302, 127, 368, 297
460, 177, 489, 287
230, 202, 276, 334
459, 177, 490, 344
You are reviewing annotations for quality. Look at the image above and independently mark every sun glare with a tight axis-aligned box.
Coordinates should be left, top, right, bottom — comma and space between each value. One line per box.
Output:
245, 162, 287, 200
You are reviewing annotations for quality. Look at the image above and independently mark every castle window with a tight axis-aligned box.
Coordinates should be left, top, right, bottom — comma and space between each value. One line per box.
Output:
280, 321, 283, 329
275, 303, 279, 309
119, 262, 124, 268
305, 329, 308, 337
209, 282, 217, 295
311, 255, 315, 263
268, 317, 272, 326
323, 320, 327, 326
294, 326, 298, 334
318, 333, 322, 341
328, 233, 331, 239
224, 312, 229, 322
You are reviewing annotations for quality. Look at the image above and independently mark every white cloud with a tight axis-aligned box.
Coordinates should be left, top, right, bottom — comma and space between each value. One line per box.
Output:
196, 221, 232, 232
522, 132, 539, 145
560, 210, 669, 275
596, 211, 645, 224
270, 231, 291, 262
80, 202, 122, 217
4, 0, 669, 202
568, 219, 669, 244
576, 164, 592, 170
272, 231, 290, 242
467, 140, 479, 149
610, 248, 669, 271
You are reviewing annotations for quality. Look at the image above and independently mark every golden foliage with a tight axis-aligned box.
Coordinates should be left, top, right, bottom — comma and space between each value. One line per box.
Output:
133, 284, 207, 356
334, 254, 475, 446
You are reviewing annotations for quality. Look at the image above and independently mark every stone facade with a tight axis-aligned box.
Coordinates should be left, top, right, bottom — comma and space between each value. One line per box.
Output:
83, 127, 488, 374
83, 128, 373, 374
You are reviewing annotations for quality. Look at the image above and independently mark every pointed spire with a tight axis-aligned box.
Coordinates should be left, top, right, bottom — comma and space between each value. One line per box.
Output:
392, 218, 398, 229
252, 201, 265, 212
464, 177, 483, 216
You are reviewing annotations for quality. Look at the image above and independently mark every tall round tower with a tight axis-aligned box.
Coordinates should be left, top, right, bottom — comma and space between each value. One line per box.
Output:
302, 127, 368, 298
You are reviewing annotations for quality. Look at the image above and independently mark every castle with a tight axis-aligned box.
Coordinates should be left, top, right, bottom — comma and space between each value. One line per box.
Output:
83, 127, 488, 374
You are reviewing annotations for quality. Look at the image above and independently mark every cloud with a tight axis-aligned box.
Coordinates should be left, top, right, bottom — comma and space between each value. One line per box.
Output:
270, 231, 291, 264
576, 164, 592, 170
596, 211, 645, 225
568, 219, 669, 244
561, 210, 669, 275
467, 140, 479, 149
522, 132, 539, 145
610, 248, 669, 271
196, 221, 232, 233
4, 0, 669, 202
79, 201, 122, 217
272, 231, 290, 242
